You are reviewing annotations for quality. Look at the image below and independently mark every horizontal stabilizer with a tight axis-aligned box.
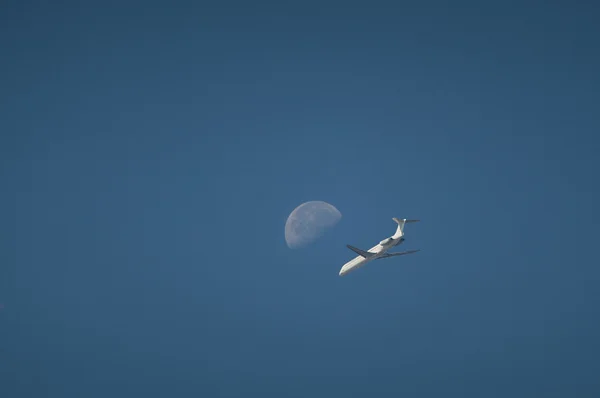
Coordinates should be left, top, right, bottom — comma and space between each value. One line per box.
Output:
377, 249, 420, 259
392, 218, 420, 224
346, 245, 376, 258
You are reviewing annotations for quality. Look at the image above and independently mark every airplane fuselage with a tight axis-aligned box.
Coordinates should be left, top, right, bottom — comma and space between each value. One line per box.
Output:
339, 237, 404, 276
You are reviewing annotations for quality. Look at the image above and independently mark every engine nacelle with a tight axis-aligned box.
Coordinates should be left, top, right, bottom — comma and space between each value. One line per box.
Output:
379, 237, 392, 246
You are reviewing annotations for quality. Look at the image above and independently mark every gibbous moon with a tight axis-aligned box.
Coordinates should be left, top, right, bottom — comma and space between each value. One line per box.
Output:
285, 201, 342, 249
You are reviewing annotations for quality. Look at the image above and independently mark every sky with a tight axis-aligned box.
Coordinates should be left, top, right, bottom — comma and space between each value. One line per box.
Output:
2, 1, 600, 397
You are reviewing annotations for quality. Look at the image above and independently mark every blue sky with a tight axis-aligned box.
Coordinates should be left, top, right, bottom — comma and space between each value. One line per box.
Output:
2, 1, 600, 397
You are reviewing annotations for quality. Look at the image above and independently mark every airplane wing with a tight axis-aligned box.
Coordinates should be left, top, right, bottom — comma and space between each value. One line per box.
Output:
346, 245, 377, 258
376, 249, 420, 259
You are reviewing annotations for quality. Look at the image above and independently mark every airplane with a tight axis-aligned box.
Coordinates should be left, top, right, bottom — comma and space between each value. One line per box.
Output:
339, 218, 420, 276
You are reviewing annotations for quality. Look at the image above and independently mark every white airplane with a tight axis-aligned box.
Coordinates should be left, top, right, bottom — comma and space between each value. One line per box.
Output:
339, 218, 420, 276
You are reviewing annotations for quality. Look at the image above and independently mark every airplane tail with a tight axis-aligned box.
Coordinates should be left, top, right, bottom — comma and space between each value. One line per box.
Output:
392, 218, 419, 239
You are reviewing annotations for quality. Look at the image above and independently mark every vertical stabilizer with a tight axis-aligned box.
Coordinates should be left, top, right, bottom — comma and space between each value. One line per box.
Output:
392, 218, 419, 239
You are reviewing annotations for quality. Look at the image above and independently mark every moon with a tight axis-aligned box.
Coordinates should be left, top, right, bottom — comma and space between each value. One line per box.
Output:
285, 201, 342, 249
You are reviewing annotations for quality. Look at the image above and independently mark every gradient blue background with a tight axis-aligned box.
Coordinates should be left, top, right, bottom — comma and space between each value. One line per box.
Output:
2, 1, 600, 397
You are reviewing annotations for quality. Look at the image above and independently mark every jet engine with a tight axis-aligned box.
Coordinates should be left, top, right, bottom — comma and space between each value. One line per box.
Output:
379, 237, 392, 246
